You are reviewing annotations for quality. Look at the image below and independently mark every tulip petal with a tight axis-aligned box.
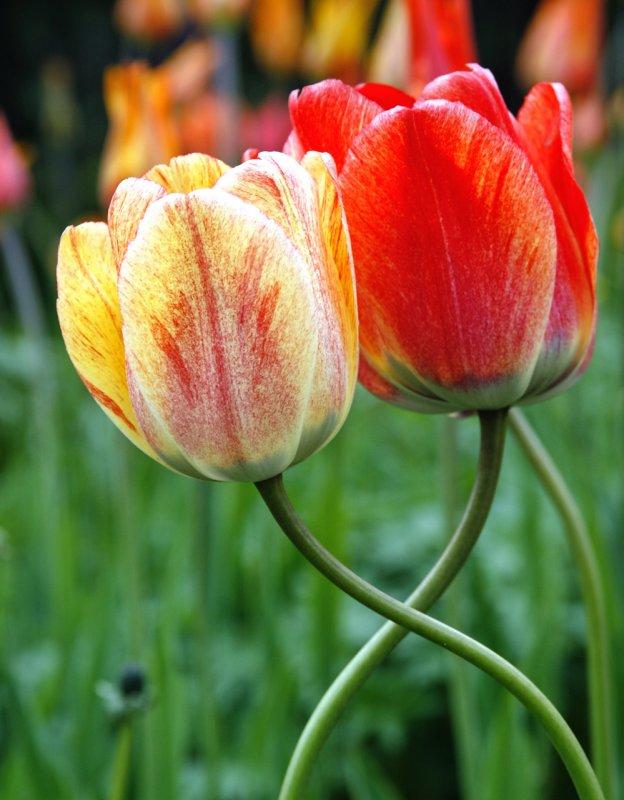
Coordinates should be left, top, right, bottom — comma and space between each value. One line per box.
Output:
143, 152, 230, 193
213, 151, 358, 457
108, 177, 166, 270
119, 190, 321, 482
57, 222, 159, 459
517, 82, 597, 394
289, 79, 383, 171
340, 102, 557, 409
355, 82, 415, 110
419, 64, 517, 139
359, 356, 451, 413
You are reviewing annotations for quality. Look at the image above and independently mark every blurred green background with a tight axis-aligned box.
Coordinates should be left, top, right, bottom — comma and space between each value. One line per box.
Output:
0, 0, 623, 798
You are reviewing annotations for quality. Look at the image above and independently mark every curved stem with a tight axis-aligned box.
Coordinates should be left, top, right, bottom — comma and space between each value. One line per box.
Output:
256, 481, 605, 800
509, 408, 617, 800
275, 410, 507, 799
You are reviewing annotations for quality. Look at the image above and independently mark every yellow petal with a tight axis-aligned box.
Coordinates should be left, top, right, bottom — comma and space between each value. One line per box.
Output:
143, 152, 230, 193
118, 190, 320, 481
56, 222, 159, 460
108, 177, 166, 270
216, 151, 358, 459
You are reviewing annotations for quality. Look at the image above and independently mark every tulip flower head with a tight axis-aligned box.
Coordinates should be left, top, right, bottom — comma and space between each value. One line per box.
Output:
58, 152, 358, 481
286, 65, 597, 412
0, 113, 30, 215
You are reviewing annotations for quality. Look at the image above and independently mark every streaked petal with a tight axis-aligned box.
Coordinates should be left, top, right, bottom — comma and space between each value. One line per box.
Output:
288, 79, 383, 171
143, 152, 230, 192
517, 82, 597, 394
119, 190, 321, 481
359, 356, 450, 413
108, 177, 166, 270
340, 102, 557, 409
56, 222, 159, 459
214, 151, 358, 456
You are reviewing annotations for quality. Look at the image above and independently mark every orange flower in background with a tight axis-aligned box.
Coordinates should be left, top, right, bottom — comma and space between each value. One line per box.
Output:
58, 152, 358, 481
287, 66, 597, 411
516, 0, 605, 149
157, 38, 218, 105
99, 63, 180, 206
250, 0, 304, 74
516, 0, 603, 95
301, 0, 379, 82
0, 113, 31, 215
114, 0, 185, 40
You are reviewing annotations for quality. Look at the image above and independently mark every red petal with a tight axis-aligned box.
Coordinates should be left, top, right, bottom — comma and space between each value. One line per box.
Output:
340, 102, 557, 410
517, 82, 597, 394
355, 82, 415, 110
288, 79, 383, 172
418, 64, 517, 139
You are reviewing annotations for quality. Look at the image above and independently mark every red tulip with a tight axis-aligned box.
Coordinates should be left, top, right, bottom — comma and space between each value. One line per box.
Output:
287, 65, 597, 411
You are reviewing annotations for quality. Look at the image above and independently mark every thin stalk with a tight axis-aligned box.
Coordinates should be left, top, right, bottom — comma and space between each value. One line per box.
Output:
443, 415, 482, 800
272, 410, 507, 799
108, 723, 132, 800
256, 476, 605, 800
509, 408, 617, 800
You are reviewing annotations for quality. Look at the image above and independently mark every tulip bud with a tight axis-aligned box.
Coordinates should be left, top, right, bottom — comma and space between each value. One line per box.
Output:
58, 152, 358, 481
286, 66, 597, 411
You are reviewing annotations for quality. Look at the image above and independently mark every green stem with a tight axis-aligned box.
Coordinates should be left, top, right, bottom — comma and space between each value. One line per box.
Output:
108, 723, 132, 800
273, 410, 506, 799
256, 478, 605, 800
509, 408, 617, 800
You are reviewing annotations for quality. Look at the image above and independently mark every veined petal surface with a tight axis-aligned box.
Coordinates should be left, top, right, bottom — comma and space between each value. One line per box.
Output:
119, 190, 320, 481
57, 222, 158, 458
288, 80, 383, 171
216, 151, 358, 453
340, 102, 557, 410
143, 152, 230, 193
517, 82, 597, 395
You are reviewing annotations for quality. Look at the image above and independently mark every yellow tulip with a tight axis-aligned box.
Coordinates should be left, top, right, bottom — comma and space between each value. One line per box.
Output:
58, 152, 358, 482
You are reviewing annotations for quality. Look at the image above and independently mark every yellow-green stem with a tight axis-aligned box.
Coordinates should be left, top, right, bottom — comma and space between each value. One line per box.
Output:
509, 408, 617, 800
257, 469, 605, 800
273, 410, 506, 798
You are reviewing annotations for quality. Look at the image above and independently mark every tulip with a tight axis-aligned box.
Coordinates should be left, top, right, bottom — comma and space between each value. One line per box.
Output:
0, 113, 30, 215
250, 0, 304, 74
301, 0, 378, 83
516, 0, 605, 149
369, 0, 476, 95
114, 0, 184, 41
287, 65, 597, 411
99, 62, 180, 207
57, 152, 358, 481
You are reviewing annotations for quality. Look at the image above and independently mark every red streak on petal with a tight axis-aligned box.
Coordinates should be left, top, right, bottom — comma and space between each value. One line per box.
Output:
83, 378, 137, 432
